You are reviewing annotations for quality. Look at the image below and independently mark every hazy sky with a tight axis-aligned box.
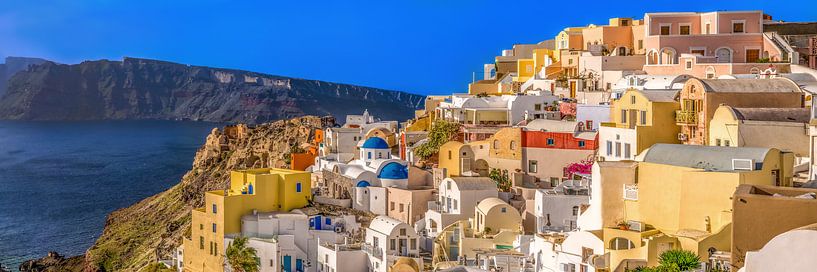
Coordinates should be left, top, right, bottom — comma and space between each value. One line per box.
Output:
2, 0, 816, 95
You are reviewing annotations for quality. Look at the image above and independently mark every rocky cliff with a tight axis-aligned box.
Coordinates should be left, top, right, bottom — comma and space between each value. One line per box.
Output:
77, 116, 331, 271
0, 56, 48, 96
0, 57, 424, 123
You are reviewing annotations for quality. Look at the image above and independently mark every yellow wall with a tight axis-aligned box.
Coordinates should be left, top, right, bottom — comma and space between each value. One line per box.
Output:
438, 141, 467, 177
184, 168, 311, 272
515, 59, 535, 82
609, 89, 681, 153
475, 201, 522, 234
488, 127, 522, 161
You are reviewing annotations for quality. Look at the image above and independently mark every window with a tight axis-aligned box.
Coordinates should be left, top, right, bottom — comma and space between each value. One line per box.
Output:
679, 25, 690, 35
572, 206, 579, 216
390, 239, 396, 250
411, 238, 417, 250
578, 141, 586, 148
638, 40, 643, 50
606, 141, 613, 156
529, 160, 538, 173
546, 138, 555, 146
453, 199, 458, 210
621, 109, 627, 123
296, 182, 302, 192
562, 263, 577, 272
501, 207, 507, 213
535, 104, 542, 111
399, 203, 404, 212
199, 236, 204, 250
212, 223, 217, 233
621, 19, 629, 26
568, 59, 574, 65
685, 60, 692, 70
493, 140, 499, 149
214, 243, 218, 255
448, 150, 452, 160
724, 140, 731, 147
716, 139, 721, 146
400, 228, 407, 236
624, 143, 631, 159
390, 202, 395, 211
630, 95, 636, 104
586, 120, 593, 129
660, 25, 671, 35
200, 224, 203, 230
640, 111, 647, 125
550, 177, 560, 187
705, 23, 711, 34
691, 49, 706, 56
615, 142, 621, 157
209, 241, 213, 255
733, 21, 745, 33
212, 204, 217, 214
367, 152, 372, 159
526, 65, 533, 73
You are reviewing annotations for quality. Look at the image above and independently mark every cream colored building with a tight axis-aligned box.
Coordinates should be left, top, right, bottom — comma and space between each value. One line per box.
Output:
708, 105, 809, 158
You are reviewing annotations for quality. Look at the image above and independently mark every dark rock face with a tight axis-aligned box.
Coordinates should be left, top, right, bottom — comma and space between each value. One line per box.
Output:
0, 56, 48, 96
0, 57, 424, 123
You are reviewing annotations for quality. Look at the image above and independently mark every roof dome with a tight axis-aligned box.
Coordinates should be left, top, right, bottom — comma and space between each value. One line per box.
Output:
378, 162, 409, 179
356, 180, 371, 187
362, 137, 389, 149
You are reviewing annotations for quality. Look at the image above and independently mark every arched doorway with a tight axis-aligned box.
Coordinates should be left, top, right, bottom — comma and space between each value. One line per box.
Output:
660, 47, 677, 64
474, 159, 489, 177
716, 47, 732, 63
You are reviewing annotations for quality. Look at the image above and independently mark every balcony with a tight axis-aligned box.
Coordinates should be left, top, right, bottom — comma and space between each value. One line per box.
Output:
362, 243, 383, 260
675, 110, 698, 125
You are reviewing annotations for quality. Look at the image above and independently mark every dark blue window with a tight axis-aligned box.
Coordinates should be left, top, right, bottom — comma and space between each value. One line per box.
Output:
296, 183, 302, 192
325, 218, 331, 225
212, 223, 216, 233
212, 204, 217, 214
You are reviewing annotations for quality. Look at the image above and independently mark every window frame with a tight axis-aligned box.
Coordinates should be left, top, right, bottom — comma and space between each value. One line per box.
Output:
659, 23, 672, 35
679, 23, 691, 35
732, 20, 746, 33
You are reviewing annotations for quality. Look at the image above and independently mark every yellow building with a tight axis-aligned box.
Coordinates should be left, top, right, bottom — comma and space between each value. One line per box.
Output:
599, 89, 680, 161
600, 144, 793, 271
513, 58, 535, 83
182, 168, 312, 272
708, 105, 809, 157
437, 141, 490, 177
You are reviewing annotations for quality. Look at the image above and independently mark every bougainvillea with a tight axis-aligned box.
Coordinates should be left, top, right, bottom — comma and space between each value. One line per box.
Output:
565, 159, 593, 177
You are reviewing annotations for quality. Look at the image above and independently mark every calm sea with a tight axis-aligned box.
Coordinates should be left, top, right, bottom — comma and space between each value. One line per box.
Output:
0, 120, 219, 269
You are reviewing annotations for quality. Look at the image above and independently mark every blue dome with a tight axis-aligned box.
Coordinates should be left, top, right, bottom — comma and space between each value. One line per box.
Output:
362, 137, 389, 149
378, 162, 409, 179
356, 180, 371, 187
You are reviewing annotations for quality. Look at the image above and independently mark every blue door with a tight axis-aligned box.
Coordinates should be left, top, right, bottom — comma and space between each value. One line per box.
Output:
314, 216, 322, 230
282, 255, 291, 272
248, 184, 254, 194
296, 259, 303, 272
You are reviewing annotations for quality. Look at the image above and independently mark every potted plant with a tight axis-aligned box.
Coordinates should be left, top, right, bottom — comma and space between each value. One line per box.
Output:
617, 221, 629, 230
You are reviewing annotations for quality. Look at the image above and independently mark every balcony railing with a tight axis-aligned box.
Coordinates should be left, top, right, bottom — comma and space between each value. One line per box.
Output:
623, 184, 638, 201
362, 243, 383, 260
675, 110, 697, 124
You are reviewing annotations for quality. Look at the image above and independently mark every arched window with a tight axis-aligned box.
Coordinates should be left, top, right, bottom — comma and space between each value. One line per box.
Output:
705, 66, 716, 79
609, 237, 636, 250
660, 47, 678, 64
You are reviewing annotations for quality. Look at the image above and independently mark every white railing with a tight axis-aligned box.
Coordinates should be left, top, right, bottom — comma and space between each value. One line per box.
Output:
623, 184, 638, 201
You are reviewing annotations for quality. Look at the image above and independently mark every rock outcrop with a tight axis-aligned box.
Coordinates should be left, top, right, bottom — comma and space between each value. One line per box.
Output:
0, 57, 424, 123
82, 116, 331, 271
18, 252, 84, 272
0, 56, 48, 96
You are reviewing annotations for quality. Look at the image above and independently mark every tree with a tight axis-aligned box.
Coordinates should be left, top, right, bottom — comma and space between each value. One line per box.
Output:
489, 168, 511, 192
657, 249, 700, 271
226, 236, 259, 272
414, 120, 461, 159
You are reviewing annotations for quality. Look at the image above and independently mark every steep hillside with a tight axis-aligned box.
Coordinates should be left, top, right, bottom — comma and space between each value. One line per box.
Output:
0, 56, 48, 96
0, 57, 424, 123
82, 116, 329, 271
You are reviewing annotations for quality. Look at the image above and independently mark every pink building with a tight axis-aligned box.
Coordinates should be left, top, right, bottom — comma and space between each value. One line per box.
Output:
643, 11, 791, 78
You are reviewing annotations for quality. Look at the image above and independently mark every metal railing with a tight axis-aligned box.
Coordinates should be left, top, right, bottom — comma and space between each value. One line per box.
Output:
675, 110, 697, 124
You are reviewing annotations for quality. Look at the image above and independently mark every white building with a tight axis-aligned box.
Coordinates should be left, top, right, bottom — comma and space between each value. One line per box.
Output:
577, 53, 645, 92
345, 109, 398, 133
533, 190, 589, 233
435, 93, 561, 126
316, 243, 368, 272
364, 216, 423, 272
575, 104, 610, 131
740, 223, 817, 272
224, 210, 360, 272
610, 74, 691, 99
424, 177, 499, 237
530, 231, 606, 272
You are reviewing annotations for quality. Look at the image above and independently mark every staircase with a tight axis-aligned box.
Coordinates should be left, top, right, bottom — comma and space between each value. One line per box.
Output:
764, 32, 798, 64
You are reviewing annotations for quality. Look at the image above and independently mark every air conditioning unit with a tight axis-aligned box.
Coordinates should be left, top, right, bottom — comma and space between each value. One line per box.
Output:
732, 159, 755, 171
677, 133, 688, 141
627, 220, 645, 232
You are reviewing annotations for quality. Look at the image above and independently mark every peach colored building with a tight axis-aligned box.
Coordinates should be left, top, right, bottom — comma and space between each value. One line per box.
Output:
581, 18, 645, 56
675, 78, 803, 145
643, 11, 790, 78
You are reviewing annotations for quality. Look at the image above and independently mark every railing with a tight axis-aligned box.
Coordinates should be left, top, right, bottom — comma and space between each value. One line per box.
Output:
428, 201, 446, 213
362, 243, 383, 260
623, 184, 638, 201
675, 110, 697, 124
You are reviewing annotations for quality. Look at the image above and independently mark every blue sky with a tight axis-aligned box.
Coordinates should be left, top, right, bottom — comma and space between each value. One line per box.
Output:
1, 0, 816, 95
